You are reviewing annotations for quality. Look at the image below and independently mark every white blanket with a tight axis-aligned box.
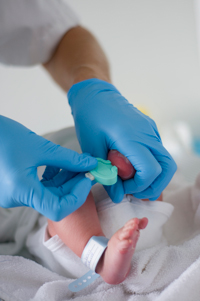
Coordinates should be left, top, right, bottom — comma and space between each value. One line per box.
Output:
1, 127, 200, 301
0, 174, 200, 301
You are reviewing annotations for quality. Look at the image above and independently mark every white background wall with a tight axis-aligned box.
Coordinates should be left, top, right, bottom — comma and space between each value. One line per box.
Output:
1, 0, 200, 136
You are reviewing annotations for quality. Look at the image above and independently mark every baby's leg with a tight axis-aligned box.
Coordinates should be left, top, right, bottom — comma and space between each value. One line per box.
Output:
48, 191, 104, 257
48, 150, 148, 284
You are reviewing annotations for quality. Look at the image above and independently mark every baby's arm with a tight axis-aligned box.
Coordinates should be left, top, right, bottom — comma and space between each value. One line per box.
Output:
47, 150, 148, 284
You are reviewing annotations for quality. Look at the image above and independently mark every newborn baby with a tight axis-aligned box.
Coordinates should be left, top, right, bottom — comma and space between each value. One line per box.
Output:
26, 150, 172, 286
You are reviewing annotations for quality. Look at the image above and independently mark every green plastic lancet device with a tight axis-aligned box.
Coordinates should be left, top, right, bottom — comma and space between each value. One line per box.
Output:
85, 158, 118, 185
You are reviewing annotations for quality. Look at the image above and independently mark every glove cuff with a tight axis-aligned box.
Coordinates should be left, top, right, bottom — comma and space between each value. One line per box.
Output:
67, 78, 121, 107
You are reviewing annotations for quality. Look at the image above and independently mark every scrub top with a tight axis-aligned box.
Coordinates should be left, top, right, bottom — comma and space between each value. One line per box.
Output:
0, 0, 80, 66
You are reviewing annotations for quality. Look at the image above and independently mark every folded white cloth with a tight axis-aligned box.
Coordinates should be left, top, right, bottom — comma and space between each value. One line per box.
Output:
0, 207, 38, 257
94, 185, 174, 251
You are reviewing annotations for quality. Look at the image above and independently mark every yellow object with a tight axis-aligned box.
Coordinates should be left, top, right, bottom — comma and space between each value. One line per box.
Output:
137, 106, 151, 117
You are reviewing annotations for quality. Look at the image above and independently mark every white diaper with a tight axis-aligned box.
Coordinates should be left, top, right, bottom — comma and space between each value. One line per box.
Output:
92, 184, 174, 251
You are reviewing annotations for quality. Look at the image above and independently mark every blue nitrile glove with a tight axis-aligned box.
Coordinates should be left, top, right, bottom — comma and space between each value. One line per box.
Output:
0, 115, 97, 221
68, 79, 177, 202
41, 167, 88, 199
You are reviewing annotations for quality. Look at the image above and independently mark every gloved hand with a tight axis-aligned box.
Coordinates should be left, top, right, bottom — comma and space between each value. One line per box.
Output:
41, 167, 87, 201
0, 115, 97, 221
68, 79, 177, 202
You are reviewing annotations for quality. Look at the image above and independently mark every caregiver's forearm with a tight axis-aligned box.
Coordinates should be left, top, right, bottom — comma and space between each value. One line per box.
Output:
43, 26, 111, 92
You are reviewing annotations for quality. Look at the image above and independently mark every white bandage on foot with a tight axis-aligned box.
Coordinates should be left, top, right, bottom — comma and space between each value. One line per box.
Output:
81, 236, 109, 271
68, 236, 109, 292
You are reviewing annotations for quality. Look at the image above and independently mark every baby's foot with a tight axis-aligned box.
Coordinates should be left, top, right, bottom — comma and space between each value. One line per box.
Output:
108, 149, 163, 201
107, 149, 136, 180
96, 217, 148, 284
